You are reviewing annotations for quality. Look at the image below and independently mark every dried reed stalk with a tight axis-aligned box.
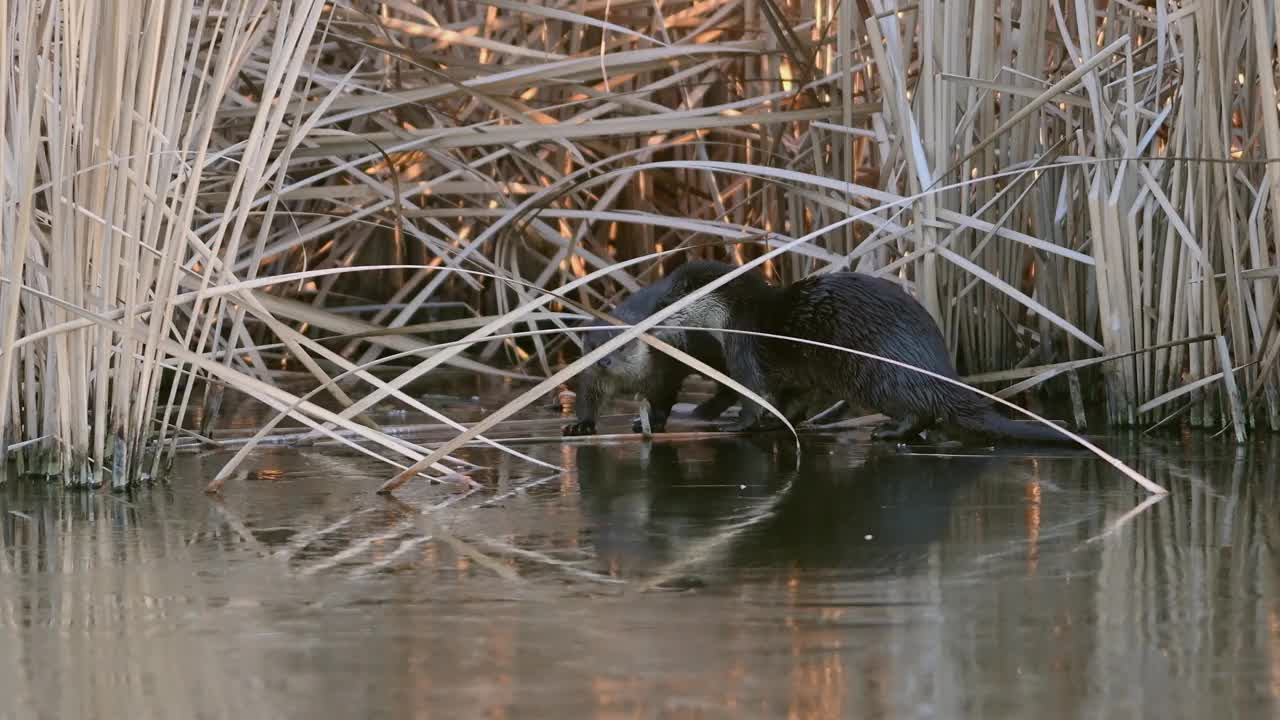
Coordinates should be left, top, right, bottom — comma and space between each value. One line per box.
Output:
2, 0, 1276, 490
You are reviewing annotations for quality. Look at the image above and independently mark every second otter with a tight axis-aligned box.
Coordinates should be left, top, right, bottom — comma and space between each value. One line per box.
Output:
636, 261, 1074, 444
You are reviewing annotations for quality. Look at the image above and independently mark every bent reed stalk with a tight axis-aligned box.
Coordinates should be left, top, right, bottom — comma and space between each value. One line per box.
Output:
1, 0, 1277, 489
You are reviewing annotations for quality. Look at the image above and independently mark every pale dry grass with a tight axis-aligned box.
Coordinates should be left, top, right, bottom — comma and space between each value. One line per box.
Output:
1, 0, 1276, 490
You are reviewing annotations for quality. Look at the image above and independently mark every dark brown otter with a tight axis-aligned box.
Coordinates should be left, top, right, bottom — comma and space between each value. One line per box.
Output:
564, 261, 847, 436
641, 262, 1074, 444
561, 271, 738, 436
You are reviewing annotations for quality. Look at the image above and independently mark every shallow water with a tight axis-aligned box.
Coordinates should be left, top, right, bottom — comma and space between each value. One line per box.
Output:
3, 422, 1280, 719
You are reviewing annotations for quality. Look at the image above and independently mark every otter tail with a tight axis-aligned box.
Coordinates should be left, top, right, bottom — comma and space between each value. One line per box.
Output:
950, 407, 1078, 445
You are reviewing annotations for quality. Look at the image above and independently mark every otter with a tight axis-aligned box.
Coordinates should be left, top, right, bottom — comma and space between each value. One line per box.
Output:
564, 261, 847, 436
637, 262, 1074, 444
561, 270, 738, 436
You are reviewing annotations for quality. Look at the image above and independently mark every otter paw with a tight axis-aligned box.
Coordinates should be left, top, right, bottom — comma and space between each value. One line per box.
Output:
630, 417, 668, 434
562, 421, 597, 437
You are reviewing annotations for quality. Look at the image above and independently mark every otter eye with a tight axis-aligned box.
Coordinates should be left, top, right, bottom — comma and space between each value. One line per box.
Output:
597, 356, 613, 369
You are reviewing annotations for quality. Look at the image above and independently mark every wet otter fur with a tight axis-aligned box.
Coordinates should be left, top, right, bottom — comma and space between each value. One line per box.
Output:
562, 273, 738, 436
573, 261, 847, 434
644, 263, 1074, 445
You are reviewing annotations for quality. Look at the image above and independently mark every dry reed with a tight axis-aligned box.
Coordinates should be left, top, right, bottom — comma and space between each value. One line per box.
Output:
1, 0, 1277, 489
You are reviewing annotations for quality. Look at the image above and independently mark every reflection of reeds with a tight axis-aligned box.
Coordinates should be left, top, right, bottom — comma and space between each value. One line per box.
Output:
0, 485, 271, 716
3, 440, 1278, 714
2, 1, 1278, 487
1082, 442, 1280, 716
931, 443, 1280, 717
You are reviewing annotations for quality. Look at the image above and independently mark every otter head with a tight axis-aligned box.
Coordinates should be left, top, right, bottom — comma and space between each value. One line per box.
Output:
581, 325, 653, 386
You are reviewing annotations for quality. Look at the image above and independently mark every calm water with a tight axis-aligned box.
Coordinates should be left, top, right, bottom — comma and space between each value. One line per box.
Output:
3, 419, 1279, 719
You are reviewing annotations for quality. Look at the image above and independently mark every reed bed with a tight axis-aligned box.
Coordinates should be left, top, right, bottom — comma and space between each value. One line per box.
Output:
1, 0, 1278, 488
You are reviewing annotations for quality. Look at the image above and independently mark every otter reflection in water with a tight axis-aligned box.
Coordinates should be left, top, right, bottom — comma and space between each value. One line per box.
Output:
571, 438, 985, 580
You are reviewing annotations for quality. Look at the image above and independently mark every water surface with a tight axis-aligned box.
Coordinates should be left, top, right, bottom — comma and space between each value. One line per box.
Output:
3, 424, 1279, 719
